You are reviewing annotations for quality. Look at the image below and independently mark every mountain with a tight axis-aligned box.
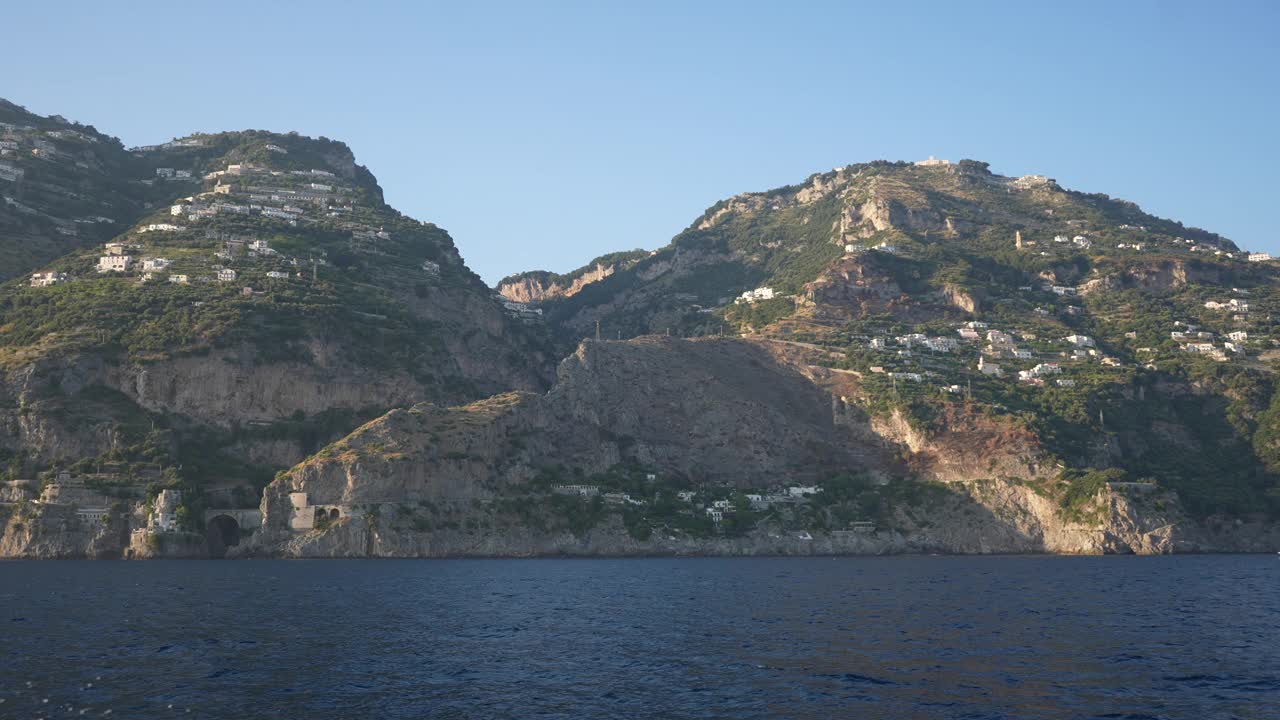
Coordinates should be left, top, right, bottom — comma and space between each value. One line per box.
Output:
0, 103, 557, 557
1, 109, 1277, 559
238, 158, 1280, 558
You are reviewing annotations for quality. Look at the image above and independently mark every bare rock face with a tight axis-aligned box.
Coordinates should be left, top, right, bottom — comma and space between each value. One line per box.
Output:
801, 255, 905, 320
870, 406, 1049, 483
497, 263, 619, 304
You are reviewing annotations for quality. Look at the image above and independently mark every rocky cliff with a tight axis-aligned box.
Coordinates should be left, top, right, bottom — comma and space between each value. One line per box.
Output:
241, 336, 1276, 559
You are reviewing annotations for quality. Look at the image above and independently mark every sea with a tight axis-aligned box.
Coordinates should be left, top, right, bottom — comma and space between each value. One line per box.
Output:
1, 555, 1277, 719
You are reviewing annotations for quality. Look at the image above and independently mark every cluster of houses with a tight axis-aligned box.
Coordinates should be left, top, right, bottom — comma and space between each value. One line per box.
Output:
736, 286, 776, 304
550, 482, 835, 527
864, 314, 1142, 391
500, 298, 544, 322
1169, 321, 1250, 361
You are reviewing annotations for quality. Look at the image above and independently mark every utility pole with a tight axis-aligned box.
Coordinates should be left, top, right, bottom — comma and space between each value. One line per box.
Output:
595, 319, 601, 342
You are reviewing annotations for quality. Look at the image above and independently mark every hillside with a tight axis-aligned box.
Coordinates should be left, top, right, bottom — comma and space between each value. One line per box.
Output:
0, 104, 558, 556
0, 100, 159, 280
2, 122, 1278, 558
484, 158, 1280, 520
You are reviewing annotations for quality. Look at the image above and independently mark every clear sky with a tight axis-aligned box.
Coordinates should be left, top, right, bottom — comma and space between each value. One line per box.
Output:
5, 1, 1277, 283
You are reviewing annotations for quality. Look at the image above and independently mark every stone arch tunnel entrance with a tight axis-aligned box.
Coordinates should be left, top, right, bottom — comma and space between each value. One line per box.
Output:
205, 514, 241, 558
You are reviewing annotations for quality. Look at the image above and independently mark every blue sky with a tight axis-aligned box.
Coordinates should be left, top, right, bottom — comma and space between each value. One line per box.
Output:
5, 1, 1277, 283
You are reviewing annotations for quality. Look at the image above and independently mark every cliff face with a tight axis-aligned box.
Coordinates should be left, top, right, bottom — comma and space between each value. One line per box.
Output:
240, 335, 1275, 559
498, 263, 618, 304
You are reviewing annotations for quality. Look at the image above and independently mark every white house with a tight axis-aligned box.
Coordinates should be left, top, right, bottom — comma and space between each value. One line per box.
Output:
169, 274, 189, 284
977, 356, 1002, 376
924, 337, 959, 352
217, 268, 237, 282
30, 271, 67, 287
1228, 331, 1249, 342
788, 486, 822, 497
140, 223, 185, 233
142, 258, 171, 271
1248, 252, 1271, 262
957, 328, 980, 341
422, 260, 441, 275
987, 330, 1015, 346
97, 255, 132, 273
1063, 334, 1095, 348
736, 287, 776, 304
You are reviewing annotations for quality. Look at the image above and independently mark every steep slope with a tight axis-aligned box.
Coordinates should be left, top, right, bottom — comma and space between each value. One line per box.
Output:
252, 335, 1279, 558
496, 158, 1280, 524
496, 249, 650, 303
0, 116, 558, 555
0, 100, 157, 280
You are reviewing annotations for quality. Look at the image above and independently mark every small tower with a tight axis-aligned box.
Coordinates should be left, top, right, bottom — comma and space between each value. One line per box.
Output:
1015, 230, 1023, 249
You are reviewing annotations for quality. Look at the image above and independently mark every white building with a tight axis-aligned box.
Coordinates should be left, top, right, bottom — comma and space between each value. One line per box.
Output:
217, 268, 237, 282
787, 486, 822, 497
736, 287, 776, 304
169, 274, 189, 284
29, 271, 67, 287
149, 489, 182, 532
924, 337, 959, 352
142, 258, 171, 271
1248, 252, 1271, 262
977, 356, 1002, 376
97, 255, 132, 273
552, 485, 599, 497
1063, 334, 1095, 348
266, 271, 290, 279
422, 260, 441, 275
987, 330, 1014, 346
1228, 331, 1249, 342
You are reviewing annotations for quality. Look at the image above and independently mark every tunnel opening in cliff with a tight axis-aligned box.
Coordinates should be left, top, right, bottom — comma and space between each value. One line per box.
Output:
205, 515, 241, 558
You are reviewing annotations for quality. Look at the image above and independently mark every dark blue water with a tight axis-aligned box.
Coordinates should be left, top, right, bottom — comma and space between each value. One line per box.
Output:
2, 556, 1278, 719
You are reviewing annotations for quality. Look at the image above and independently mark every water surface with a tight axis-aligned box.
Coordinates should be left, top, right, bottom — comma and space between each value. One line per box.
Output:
2, 555, 1277, 719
